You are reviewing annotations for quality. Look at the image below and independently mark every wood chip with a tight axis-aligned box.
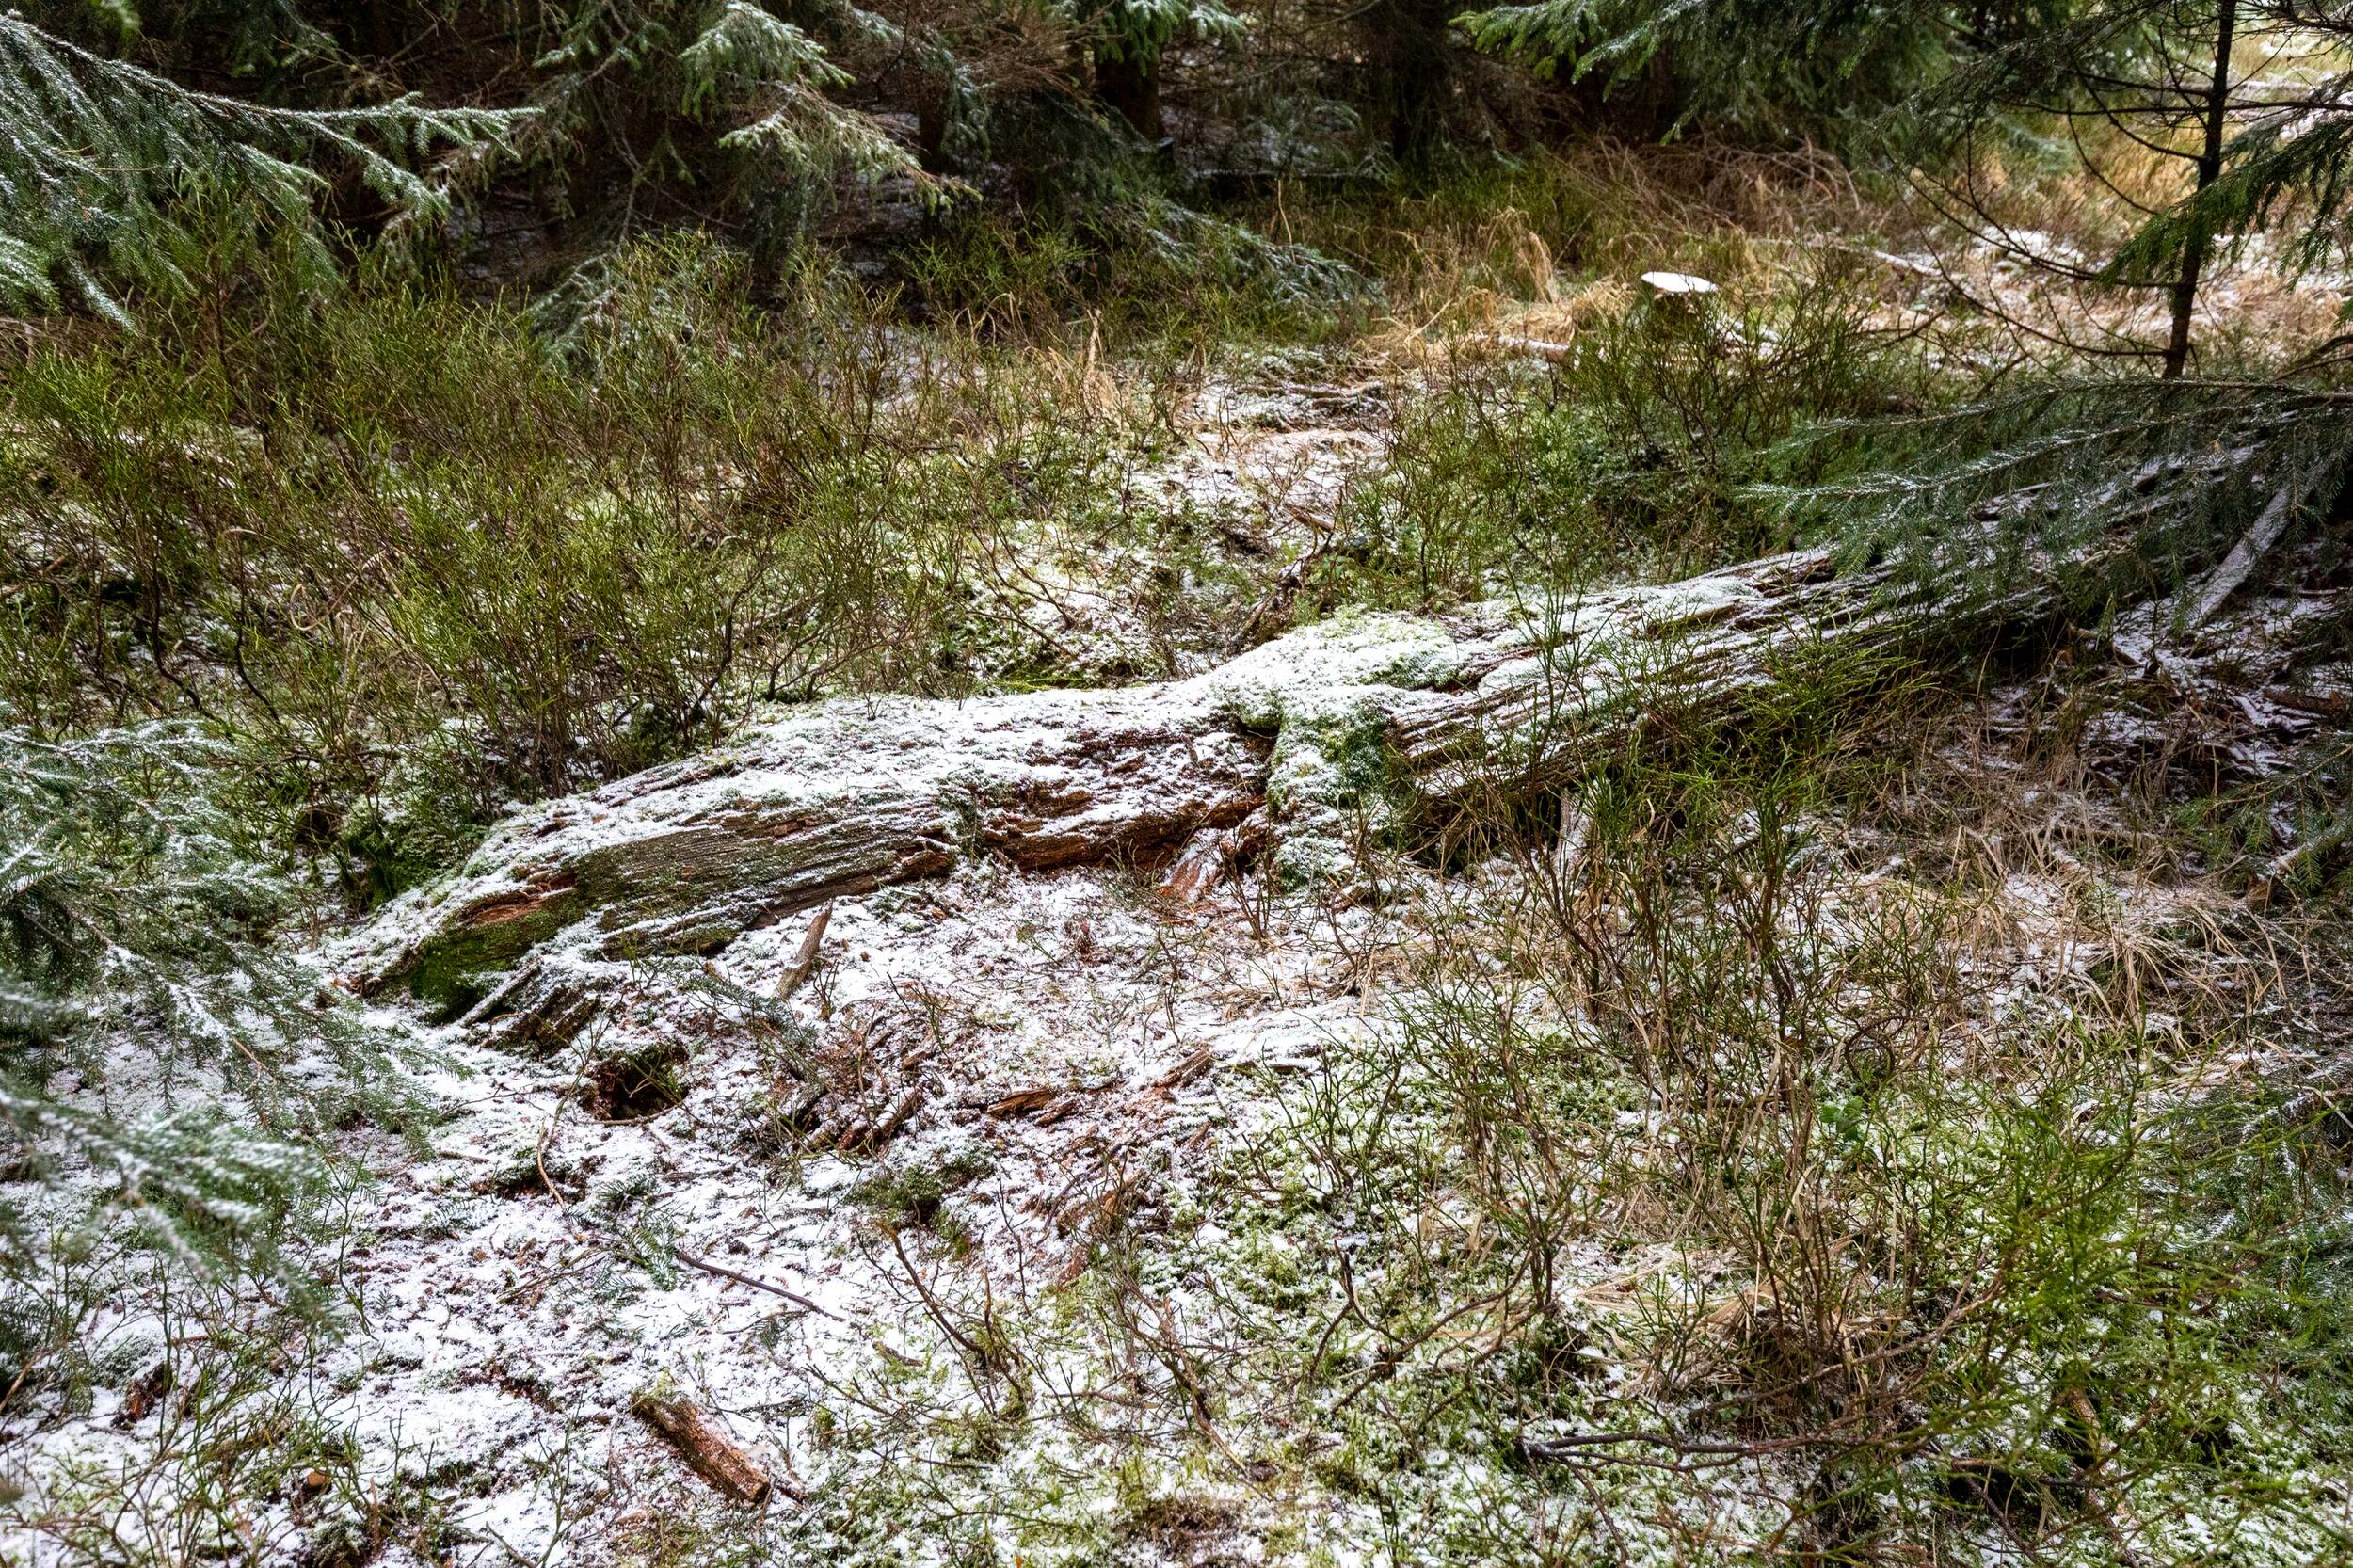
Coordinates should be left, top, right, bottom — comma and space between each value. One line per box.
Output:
1159, 826, 1230, 903
984, 1086, 1067, 1119
1150, 1047, 1216, 1091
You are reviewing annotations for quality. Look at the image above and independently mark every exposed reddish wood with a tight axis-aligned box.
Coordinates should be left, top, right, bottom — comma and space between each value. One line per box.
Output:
984, 1086, 1065, 1118
1159, 827, 1230, 903
1160, 808, 1274, 902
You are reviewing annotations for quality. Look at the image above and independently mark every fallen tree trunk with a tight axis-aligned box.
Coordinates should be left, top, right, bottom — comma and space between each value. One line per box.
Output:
340, 541, 2073, 1015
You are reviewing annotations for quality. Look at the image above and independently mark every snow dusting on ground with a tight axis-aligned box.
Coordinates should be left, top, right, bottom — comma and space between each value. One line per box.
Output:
4, 856, 1397, 1564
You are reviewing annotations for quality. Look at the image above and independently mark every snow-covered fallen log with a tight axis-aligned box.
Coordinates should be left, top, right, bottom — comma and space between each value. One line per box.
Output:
340, 542, 2072, 1016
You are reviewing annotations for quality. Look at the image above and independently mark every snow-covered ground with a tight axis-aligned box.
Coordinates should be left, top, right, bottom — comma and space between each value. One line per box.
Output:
1, 856, 1405, 1565
8, 342, 2353, 1565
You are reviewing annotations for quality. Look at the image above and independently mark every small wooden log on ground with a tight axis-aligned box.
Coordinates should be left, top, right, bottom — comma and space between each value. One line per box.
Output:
776, 902, 833, 999
982, 1085, 1066, 1118
862, 1085, 927, 1148
631, 1391, 773, 1506
1149, 1047, 1216, 1092
1476, 333, 1576, 364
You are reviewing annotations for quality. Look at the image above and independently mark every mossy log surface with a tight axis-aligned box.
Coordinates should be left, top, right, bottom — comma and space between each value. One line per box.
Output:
342, 542, 2069, 1015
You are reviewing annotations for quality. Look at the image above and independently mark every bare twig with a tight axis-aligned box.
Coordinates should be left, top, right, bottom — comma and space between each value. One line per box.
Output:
670, 1246, 840, 1320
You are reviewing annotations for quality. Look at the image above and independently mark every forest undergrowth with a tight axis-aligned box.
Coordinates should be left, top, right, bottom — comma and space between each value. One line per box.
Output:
6, 121, 2353, 1566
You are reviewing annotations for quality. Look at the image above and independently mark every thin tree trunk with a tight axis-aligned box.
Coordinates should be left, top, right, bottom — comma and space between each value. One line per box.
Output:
1367, 0, 1454, 168
1096, 50, 1164, 143
2164, 0, 2238, 380
916, 85, 951, 173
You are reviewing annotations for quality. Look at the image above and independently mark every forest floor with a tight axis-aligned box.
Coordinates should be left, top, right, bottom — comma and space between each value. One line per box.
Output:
8, 336, 2353, 1566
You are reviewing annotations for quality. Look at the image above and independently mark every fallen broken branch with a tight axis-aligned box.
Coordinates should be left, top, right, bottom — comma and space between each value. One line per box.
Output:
2189, 479, 2299, 629
670, 1245, 840, 1320
775, 902, 832, 1000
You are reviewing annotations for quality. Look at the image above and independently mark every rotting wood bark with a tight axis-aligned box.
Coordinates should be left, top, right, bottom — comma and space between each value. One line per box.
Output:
340, 539, 2095, 1013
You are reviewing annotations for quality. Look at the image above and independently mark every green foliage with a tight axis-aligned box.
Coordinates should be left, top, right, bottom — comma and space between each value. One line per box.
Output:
856, 1144, 995, 1244
1903, 0, 2353, 379
1317, 259, 1918, 609
900, 200, 1365, 344
1195, 683, 2353, 1560
1075, 0, 1243, 70
0, 723, 394, 1277
1760, 376, 2353, 616
0, 234, 1267, 893
1457, 0, 1965, 144
0, 14, 519, 324
2077, 1, 2353, 296
531, 0, 946, 245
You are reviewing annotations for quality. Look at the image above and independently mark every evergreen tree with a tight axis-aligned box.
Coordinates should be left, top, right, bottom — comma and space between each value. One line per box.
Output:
1458, 0, 1994, 145
0, 13, 518, 323
1080, 0, 1244, 142
0, 723, 410, 1286
1922, 0, 2353, 377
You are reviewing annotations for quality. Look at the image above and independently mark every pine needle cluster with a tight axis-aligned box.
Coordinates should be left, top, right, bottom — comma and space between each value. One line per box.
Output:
0, 15, 520, 324
0, 722, 410, 1284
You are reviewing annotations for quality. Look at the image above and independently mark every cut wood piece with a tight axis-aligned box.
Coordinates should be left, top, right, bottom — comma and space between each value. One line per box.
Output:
865, 1085, 927, 1147
631, 1392, 772, 1507
342, 535, 2110, 1013
457, 953, 612, 1056
350, 675, 1273, 1016
1476, 332, 1575, 363
776, 902, 833, 999
1032, 1096, 1090, 1127
2265, 686, 2353, 724
1160, 827, 1229, 903
1149, 1047, 1216, 1091
1159, 808, 1273, 904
